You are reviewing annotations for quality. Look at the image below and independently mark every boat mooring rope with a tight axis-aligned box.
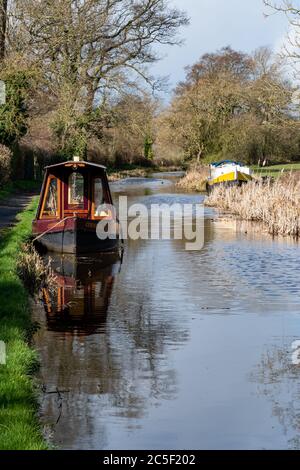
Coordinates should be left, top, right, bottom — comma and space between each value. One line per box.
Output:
32, 215, 125, 250
32, 216, 76, 243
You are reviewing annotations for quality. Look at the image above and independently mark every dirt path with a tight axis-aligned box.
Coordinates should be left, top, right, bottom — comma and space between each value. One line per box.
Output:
0, 192, 37, 230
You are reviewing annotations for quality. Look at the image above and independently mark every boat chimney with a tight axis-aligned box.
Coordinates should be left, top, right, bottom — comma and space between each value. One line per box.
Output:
73, 155, 80, 162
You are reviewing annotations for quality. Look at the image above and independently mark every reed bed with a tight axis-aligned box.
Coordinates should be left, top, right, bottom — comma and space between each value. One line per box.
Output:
16, 244, 57, 296
205, 174, 300, 237
177, 166, 209, 192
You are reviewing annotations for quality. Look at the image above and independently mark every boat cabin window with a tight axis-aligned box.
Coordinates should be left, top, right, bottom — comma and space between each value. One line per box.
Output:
94, 177, 104, 217
42, 177, 58, 218
68, 172, 84, 209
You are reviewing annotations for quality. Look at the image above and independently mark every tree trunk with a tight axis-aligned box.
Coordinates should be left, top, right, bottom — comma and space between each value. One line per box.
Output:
85, 80, 95, 114
197, 148, 202, 162
0, 0, 7, 61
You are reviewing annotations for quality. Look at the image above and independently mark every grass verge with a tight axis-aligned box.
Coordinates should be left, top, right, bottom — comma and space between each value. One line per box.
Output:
0, 197, 47, 450
252, 162, 300, 178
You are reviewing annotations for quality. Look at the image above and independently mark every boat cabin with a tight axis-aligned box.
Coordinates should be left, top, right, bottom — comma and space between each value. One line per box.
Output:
33, 158, 118, 254
36, 159, 113, 221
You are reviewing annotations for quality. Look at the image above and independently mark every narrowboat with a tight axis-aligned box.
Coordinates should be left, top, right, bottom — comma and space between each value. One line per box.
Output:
32, 157, 119, 254
206, 160, 252, 193
42, 253, 121, 336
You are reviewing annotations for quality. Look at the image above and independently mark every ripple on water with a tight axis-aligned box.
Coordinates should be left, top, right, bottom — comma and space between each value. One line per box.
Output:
33, 174, 300, 450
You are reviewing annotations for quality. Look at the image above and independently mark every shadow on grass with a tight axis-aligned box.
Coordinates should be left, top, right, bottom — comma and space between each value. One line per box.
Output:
0, 180, 41, 202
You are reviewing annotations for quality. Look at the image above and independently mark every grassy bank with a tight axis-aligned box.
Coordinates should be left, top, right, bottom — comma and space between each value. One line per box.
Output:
0, 197, 47, 450
253, 162, 300, 179
107, 165, 153, 182
0, 180, 41, 201
205, 175, 300, 237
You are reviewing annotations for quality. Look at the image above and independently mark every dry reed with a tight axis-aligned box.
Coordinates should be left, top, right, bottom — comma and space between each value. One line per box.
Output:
16, 244, 57, 296
177, 165, 209, 192
205, 174, 300, 237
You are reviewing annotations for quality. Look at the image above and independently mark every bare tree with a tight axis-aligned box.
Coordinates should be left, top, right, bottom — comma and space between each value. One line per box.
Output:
159, 46, 297, 164
264, 1, 300, 65
11, 0, 188, 109
111, 92, 157, 161
264, 0, 300, 17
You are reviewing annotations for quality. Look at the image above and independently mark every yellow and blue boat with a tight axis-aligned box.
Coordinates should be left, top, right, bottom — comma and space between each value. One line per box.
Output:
206, 160, 252, 193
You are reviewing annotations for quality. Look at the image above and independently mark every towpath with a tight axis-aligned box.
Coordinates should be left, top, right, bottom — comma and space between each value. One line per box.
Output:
0, 192, 37, 230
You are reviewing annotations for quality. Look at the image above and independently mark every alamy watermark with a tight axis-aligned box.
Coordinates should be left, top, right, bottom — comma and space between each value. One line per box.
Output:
96, 196, 205, 251
0, 80, 6, 105
0, 341, 6, 365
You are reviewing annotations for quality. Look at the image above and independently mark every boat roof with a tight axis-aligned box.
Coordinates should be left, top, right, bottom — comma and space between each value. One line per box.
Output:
45, 160, 107, 170
211, 160, 244, 167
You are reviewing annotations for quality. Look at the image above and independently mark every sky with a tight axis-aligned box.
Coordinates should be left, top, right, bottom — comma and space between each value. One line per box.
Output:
153, 0, 289, 96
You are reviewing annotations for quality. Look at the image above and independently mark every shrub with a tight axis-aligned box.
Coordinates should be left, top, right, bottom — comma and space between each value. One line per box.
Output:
0, 144, 12, 187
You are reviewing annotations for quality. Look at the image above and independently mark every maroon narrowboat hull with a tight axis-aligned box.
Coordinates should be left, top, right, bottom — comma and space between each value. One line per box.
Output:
32, 217, 119, 254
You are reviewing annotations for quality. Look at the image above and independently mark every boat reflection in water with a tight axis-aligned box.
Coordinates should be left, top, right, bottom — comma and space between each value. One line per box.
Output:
41, 252, 122, 336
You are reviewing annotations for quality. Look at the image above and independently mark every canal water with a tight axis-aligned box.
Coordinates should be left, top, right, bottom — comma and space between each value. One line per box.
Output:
32, 174, 300, 450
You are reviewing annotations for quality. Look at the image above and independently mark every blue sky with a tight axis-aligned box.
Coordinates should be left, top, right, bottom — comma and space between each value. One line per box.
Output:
154, 0, 288, 95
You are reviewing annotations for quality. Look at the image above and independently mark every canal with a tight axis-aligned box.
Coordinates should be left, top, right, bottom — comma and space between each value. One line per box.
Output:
32, 174, 300, 450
